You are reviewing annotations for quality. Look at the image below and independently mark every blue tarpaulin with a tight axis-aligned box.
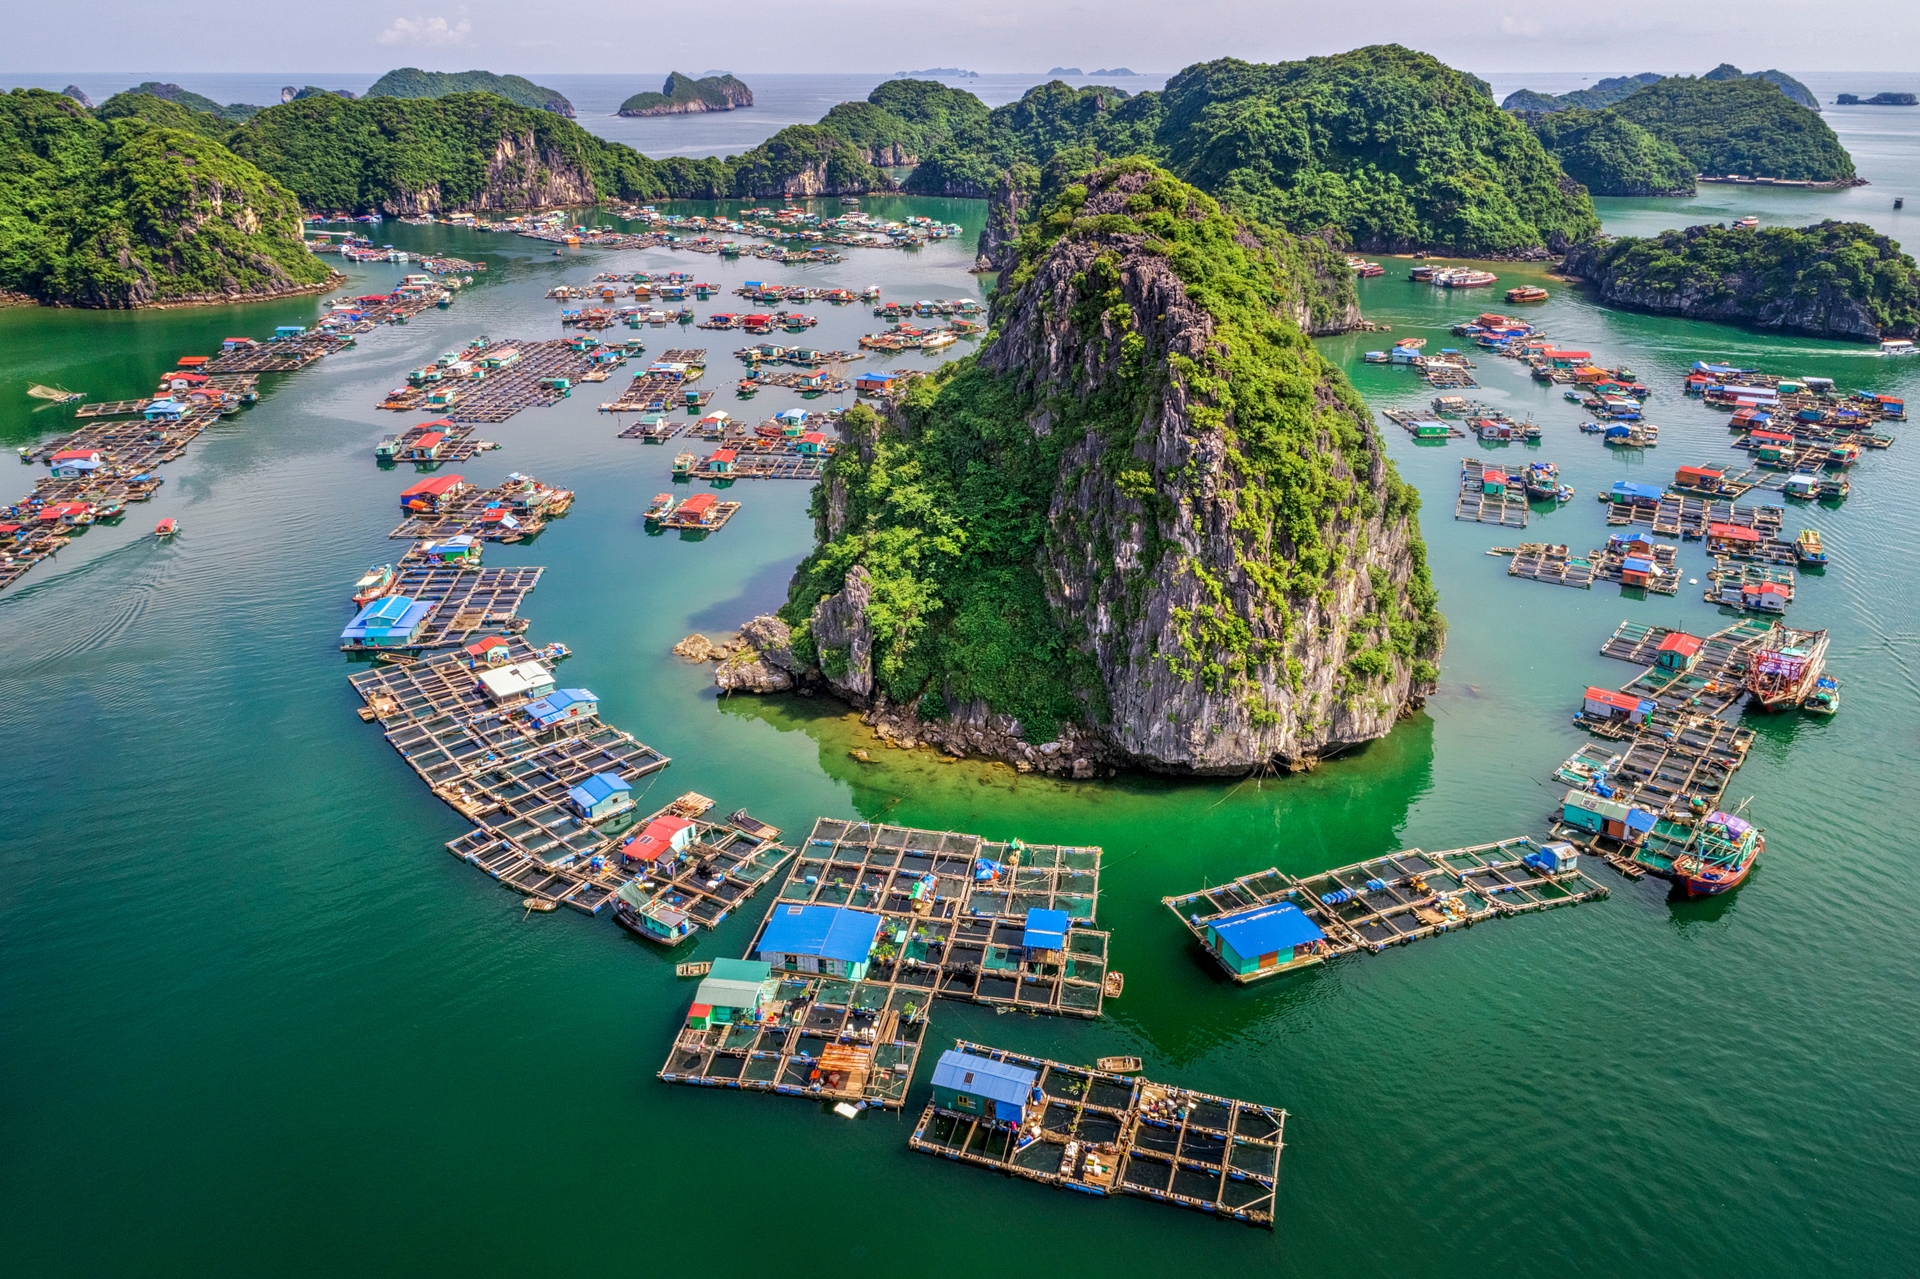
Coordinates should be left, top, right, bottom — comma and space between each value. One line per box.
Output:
757, 904, 883, 963
1021, 908, 1069, 951
931, 1050, 1035, 1108
1210, 902, 1326, 957
1612, 480, 1663, 500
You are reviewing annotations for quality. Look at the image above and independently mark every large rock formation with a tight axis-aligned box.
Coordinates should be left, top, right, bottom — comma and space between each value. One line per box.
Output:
1562, 222, 1920, 340
737, 161, 1442, 776
618, 73, 753, 116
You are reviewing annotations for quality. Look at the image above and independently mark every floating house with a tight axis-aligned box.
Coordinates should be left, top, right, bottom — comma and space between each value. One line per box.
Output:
522, 687, 598, 730
613, 881, 693, 942
1020, 908, 1069, 964
478, 659, 555, 703
420, 534, 481, 566
480, 347, 521, 370
341, 595, 435, 647
1674, 464, 1725, 492
687, 958, 777, 1029
674, 493, 719, 526
567, 771, 633, 823
144, 399, 184, 421
756, 904, 883, 980
1610, 480, 1663, 506
1655, 632, 1703, 672
49, 457, 104, 479
1706, 522, 1765, 555
1560, 790, 1656, 846
464, 636, 512, 666
928, 1049, 1038, 1126
1195, 901, 1327, 980
1582, 687, 1653, 727
400, 431, 445, 461
621, 815, 696, 864
1782, 473, 1821, 499
1410, 420, 1451, 439
854, 372, 897, 394
796, 431, 827, 455
399, 474, 468, 513
708, 448, 736, 475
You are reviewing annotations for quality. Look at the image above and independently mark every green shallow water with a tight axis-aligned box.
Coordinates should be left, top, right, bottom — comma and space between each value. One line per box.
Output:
2, 196, 1918, 1277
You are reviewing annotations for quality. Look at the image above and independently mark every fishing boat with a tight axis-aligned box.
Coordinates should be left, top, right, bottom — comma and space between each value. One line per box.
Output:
671, 451, 696, 477
645, 493, 677, 523
1096, 1056, 1143, 1073
735, 380, 757, 397
154, 518, 178, 537
522, 897, 557, 912
351, 563, 396, 604
540, 642, 572, 662
1524, 461, 1573, 501
26, 383, 83, 406
1505, 285, 1550, 303
1794, 529, 1828, 566
1744, 628, 1829, 711
1669, 811, 1763, 896
1803, 676, 1840, 715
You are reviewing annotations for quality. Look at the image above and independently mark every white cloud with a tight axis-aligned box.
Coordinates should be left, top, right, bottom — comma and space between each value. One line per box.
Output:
1497, 14, 1545, 37
378, 14, 473, 47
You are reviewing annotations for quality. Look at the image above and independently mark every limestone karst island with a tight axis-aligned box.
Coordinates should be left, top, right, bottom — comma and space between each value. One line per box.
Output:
3, 16, 1917, 1279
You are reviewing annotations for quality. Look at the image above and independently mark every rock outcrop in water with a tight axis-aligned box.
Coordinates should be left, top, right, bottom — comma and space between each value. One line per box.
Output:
720, 161, 1442, 776
618, 73, 754, 116
1562, 221, 1920, 340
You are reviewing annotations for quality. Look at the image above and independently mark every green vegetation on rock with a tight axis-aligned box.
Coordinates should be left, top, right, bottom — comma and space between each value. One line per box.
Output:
118, 81, 262, 121
0, 89, 330, 307
781, 161, 1440, 764
1527, 108, 1697, 196
1611, 77, 1855, 181
365, 68, 574, 117
617, 72, 753, 116
812, 80, 989, 164
905, 46, 1598, 256
1562, 221, 1920, 339
96, 92, 234, 139
1703, 64, 1820, 111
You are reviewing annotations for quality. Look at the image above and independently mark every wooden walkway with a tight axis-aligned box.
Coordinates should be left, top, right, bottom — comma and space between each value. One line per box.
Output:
908, 1041, 1287, 1228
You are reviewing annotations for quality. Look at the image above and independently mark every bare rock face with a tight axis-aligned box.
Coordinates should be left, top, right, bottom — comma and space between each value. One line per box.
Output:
808, 565, 874, 700
375, 130, 597, 214
716, 651, 793, 693
737, 614, 797, 671
63, 85, 95, 110
672, 633, 723, 662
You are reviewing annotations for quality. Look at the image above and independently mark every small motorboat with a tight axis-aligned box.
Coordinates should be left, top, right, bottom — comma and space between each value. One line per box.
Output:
1803, 676, 1840, 715
1734, 215, 1760, 230
351, 563, 396, 604
1096, 1056, 1143, 1073
1505, 285, 1550, 303
540, 642, 572, 662
154, 518, 178, 537
1795, 529, 1828, 566
645, 493, 677, 523
1102, 971, 1125, 998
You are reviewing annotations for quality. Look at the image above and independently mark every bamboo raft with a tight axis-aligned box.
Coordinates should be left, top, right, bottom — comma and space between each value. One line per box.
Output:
1455, 459, 1529, 527
908, 1040, 1287, 1228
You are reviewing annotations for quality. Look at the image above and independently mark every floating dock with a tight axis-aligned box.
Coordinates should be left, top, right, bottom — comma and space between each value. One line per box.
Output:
1504, 542, 1594, 588
907, 1041, 1287, 1228
773, 819, 1110, 1017
1455, 459, 1529, 527
1165, 837, 1608, 970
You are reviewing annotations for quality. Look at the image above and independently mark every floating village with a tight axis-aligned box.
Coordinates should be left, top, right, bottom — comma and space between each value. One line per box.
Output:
5, 208, 1897, 1233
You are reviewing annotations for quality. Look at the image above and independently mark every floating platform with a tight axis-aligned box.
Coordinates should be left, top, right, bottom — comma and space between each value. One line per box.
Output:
390, 478, 573, 542
1505, 542, 1594, 588
658, 500, 741, 532
1456, 459, 1529, 527
907, 1040, 1287, 1228
1552, 718, 1752, 818
1589, 539, 1682, 594
616, 417, 687, 442
1165, 837, 1609, 968
1580, 616, 1778, 738
203, 332, 350, 374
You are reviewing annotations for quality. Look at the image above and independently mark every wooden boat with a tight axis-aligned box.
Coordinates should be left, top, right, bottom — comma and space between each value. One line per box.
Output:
1745, 628, 1829, 711
1802, 675, 1840, 715
1505, 285, 1550, 302
645, 493, 676, 523
1794, 529, 1827, 566
671, 451, 696, 476
540, 642, 572, 662
675, 961, 712, 979
1669, 811, 1762, 895
1734, 215, 1760, 230
154, 518, 177, 537
1096, 1056, 1143, 1073
351, 563, 396, 604
522, 897, 557, 912
1102, 971, 1125, 998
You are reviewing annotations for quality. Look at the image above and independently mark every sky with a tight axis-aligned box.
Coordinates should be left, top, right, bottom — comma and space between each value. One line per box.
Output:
4, 0, 1915, 75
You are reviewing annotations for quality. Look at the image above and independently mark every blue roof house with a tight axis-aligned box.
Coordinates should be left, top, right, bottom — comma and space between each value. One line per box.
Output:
1020, 907, 1070, 963
566, 772, 633, 823
756, 904, 883, 980
524, 688, 598, 731
1201, 902, 1328, 982
340, 595, 435, 648
929, 1050, 1038, 1126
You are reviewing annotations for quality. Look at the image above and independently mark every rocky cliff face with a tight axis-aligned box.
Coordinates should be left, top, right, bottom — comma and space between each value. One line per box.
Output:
1562, 223, 1920, 339
729, 161, 1441, 777
379, 130, 597, 213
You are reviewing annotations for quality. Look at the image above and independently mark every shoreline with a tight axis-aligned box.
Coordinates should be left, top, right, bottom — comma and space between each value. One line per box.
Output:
0, 270, 346, 312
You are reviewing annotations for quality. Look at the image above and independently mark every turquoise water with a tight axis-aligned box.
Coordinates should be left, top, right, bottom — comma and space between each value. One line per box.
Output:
4, 194, 1920, 1274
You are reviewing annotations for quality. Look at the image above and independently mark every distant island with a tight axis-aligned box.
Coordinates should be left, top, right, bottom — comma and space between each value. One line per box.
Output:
1047, 67, 1082, 76
1838, 93, 1918, 106
121, 81, 262, 121
1505, 65, 1820, 114
617, 72, 753, 117
894, 68, 978, 79
1090, 68, 1137, 77
365, 68, 575, 117
281, 86, 357, 103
